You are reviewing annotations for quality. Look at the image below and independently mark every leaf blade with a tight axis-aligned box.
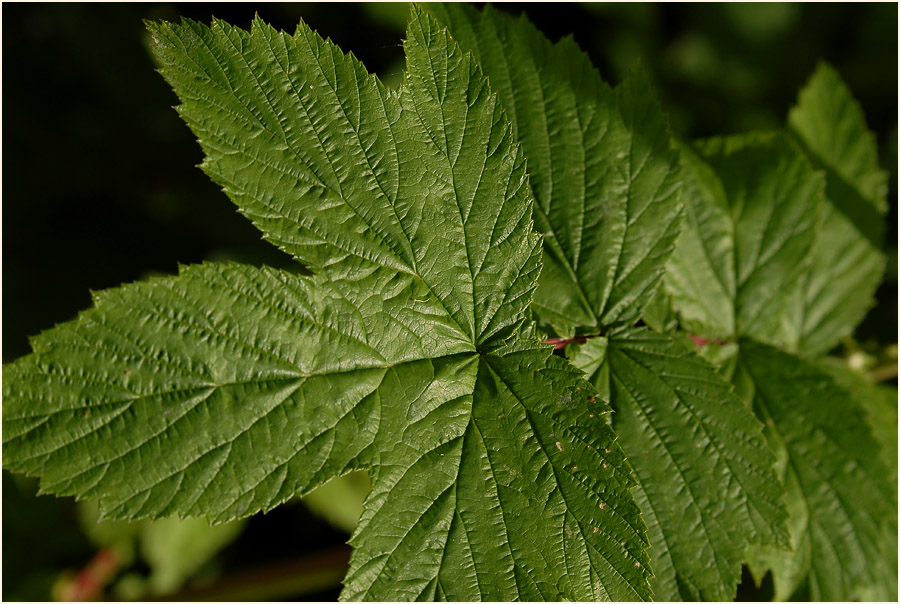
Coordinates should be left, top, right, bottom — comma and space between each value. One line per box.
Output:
572, 328, 788, 600
5, 8, 654, 601
428, 3, 684, 335
148, 12, 543, 348
666, 133, 825, 348
343, 340, 652, 601
787, 63, 888, 355
3, 263, 485, 523
739, 340, 895, 601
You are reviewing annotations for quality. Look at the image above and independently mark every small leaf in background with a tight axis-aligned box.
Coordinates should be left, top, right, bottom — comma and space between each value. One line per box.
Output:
302, 472, 370, 535
77, 498, 245, 599
78, 500, 141, 566
666, 133, 825, 350
140, 516, 246, 595
787, 63, 888, 356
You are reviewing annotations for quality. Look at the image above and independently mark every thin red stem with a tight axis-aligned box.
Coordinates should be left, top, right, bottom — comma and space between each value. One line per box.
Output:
58, 548, 120, 601
544, 336, 590, 350
689, 335, 725, 347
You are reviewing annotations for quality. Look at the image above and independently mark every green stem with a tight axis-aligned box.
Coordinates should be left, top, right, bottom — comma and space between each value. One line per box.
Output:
868, 362, 899, 383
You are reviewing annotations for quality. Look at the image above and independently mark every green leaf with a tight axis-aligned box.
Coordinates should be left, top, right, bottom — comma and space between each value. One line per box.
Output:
428, 3, 683, 337
78, 499, 144, 555
787, 63, 888, 355
816, 360, 898, 602
141, 516, 245, 595
3, 9, 652, 600
738, 340, 895, 601
666, 133, 825, 348
818, 360, 898, 489
641, 287, 679, 334
668, 66, 887, 356
4, 263, 421, 522
662, 142, 736, 340
303, 472, 371, 534
346, 340, 651, 601
78, 498, 245, 596
149, 11, 539, 349
788, 63, 888, 211
570, 328, 788, 600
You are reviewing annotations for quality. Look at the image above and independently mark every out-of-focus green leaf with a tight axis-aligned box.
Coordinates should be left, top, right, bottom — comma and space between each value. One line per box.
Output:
789, 65, 887, 211
302, 472, 370, 534
141, 516, 245, 595
77, 501, 141, 570
78, 498, 246, 598
787, 63, 888, 356
641, 287, 679, 334
666, 133, 824, 349
817, 359, 898, 601
818, 360, 898, 487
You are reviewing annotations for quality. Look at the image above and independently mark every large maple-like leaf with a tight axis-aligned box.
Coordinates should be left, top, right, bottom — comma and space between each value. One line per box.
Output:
2, 8, 652, 601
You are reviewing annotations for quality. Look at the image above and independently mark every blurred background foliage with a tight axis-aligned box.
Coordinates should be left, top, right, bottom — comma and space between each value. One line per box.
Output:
3, 2, 896, 601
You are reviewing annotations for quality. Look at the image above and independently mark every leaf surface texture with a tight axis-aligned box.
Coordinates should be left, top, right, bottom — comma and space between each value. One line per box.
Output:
425, 6, 791, 599
570, 329, 787, 600
428, 3, 683, 337
737, 341, 895, 601
668, 64, 886, 356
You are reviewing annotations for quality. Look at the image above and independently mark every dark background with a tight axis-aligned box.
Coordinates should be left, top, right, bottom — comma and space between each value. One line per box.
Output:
3, 3, 897, 601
